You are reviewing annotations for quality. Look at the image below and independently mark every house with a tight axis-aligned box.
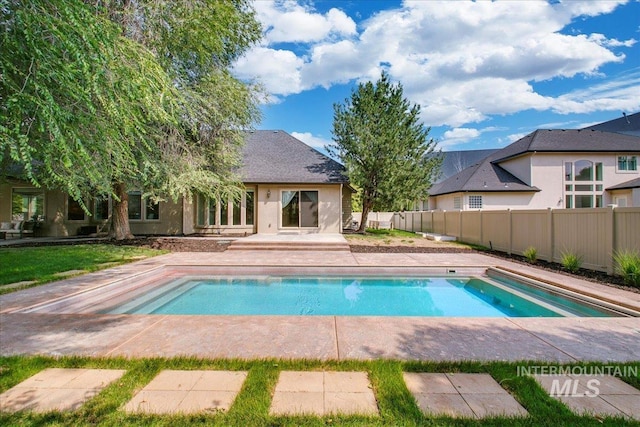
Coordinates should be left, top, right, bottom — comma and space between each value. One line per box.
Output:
0, 131, 352, 237
427, 112, 640, 210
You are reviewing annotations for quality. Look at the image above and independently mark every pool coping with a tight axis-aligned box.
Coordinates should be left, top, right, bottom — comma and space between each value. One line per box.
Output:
1, 251, 639, 362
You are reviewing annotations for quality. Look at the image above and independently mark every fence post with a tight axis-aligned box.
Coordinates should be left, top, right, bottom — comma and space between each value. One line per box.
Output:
606, 207, 615, 275
547, 208, 554, 263
508, 209, 513, 255
459, 210, 463, 241
479, 210, 483, 247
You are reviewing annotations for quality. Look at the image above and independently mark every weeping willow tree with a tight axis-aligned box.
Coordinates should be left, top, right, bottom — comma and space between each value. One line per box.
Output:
0, 0, 263, 239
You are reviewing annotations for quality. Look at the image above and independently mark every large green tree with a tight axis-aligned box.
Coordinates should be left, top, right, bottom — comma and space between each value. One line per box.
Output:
1, 0, 262, 239
330, 72, 441, 232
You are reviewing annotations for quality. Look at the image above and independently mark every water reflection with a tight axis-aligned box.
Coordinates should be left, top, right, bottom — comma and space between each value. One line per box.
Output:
343, 280, 363, 303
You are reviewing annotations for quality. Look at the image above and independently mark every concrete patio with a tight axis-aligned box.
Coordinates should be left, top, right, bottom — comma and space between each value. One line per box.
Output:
1, 249, 639, 362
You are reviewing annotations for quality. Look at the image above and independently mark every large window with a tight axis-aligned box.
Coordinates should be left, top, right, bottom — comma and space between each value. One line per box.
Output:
94, 197, 110, 220
196, 191, 254, 228
127, 192, 160, 220
282, 190, 318, 228
12, 189, 44, 221
618, 156, 637, 172
564, 160, 603, 209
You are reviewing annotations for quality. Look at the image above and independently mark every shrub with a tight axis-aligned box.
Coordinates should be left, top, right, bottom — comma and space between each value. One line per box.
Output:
613, 250, 640, 287
560, 251, 582, 273
523, 246, 537, 264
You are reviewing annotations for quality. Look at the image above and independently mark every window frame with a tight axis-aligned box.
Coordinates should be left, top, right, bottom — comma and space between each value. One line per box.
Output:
281, 189, 319, 229
127, 191, 160, 222
12, 188, 45, 221
617, 155, 638, 173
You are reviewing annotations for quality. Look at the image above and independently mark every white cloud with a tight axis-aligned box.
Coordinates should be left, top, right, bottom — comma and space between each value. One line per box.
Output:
237, 0, 635, 125
291, 131, 332, 152
440, 126, 507, 149
254, 1, 356, 44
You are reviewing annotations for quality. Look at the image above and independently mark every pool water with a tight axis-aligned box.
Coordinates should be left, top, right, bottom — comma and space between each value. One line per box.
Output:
105, 276, 615, 317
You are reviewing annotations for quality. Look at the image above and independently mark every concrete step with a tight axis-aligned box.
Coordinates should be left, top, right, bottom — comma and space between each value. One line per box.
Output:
228, 241, 351, 251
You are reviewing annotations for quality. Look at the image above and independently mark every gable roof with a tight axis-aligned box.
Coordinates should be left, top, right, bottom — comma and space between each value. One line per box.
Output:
492, 129, 640, 163
436, 149, 498, 183
239, 130, 348, 184
429, 152, 539, 196
429, 119, 640, 197
583, 112, 640, 137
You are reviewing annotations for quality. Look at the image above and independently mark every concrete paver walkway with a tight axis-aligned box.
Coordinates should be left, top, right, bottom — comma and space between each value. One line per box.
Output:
534, 374, 640, 420
269, 371, 378, 416
0, 368, 125, 413
123, 370, 247, 414
404, 373, 528, 418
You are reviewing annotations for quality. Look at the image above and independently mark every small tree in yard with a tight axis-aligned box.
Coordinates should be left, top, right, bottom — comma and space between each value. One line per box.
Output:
329, 72, 441, 232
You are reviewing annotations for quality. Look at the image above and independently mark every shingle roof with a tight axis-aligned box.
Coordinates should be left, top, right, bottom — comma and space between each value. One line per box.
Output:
436, 149, 498, 183
607, 177, 640, 190
239, 130, 348, 184
492, 129, 640, 163
429, 152, 539, 196
429, 116, 640, 197
583, 112, 640, 137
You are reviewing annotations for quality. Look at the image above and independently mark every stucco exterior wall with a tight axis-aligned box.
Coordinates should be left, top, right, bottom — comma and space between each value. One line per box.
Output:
433, 192, 536, 211
255, 184, 342, 234
499, 155, 531, 184
1, 180, 183, 237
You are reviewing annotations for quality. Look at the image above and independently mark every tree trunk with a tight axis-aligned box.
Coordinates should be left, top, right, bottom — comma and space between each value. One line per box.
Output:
110, 182, 134, 240
358, 198, 372, 233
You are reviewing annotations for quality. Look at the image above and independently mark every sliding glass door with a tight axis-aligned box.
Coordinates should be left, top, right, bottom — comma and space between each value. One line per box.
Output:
282, 190, 318, 228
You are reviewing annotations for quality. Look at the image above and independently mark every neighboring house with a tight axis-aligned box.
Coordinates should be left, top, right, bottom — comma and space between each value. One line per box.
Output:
0, 131, 352, 237
427, 112, 640, 210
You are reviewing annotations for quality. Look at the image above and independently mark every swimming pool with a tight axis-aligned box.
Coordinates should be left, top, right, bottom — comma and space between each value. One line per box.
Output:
18, 266, 635, 318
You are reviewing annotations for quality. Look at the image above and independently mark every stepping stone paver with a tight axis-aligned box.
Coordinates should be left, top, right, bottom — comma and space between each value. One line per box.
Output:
404, 373, 527, 418
123, 370, 246, 414
270, 371, 378, 416
534, 374, 640, 420
0, 368, 125, 413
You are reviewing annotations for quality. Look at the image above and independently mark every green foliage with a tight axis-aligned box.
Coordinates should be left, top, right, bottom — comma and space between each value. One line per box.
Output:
613, 250, 640, 287
1, 1, 263, 238
523, 246, 538, 263
560, 250, 583, 273
330, 72, 442, 231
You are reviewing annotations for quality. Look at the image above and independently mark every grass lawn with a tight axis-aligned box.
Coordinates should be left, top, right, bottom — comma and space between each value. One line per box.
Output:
0, 356, 638, 426
0, 244, 167, 294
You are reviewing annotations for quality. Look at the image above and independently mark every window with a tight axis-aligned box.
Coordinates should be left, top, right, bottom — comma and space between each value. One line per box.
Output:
220, 199, 229, 225
453, 197, 461, 210
232, 198, 242, 225
145, 198, 159, 220
127, 192, 159, 220
468, 195, 483, 209
12, 189, 44, 221
282, 190, 318, 228
618, 156, 638, 171
196, 195, 217, 226
94, 197, 110, 220
564, 160, 604, 209
574, 195, 593, 208
246, 190, 254, 226
128, 193, 142, 220
575, 160, 593, 181
67, 196, 85, 221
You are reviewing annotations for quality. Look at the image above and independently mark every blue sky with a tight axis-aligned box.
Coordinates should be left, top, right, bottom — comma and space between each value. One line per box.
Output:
233, 0, 640, 154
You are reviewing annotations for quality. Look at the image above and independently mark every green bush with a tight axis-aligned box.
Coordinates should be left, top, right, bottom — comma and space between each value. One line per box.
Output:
613, 250, 640, 287
523, 246, 537, 264
560, 251, 582, 273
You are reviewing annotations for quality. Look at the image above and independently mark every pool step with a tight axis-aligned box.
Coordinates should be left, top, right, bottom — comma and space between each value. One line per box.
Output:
227, 240, 351, 251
